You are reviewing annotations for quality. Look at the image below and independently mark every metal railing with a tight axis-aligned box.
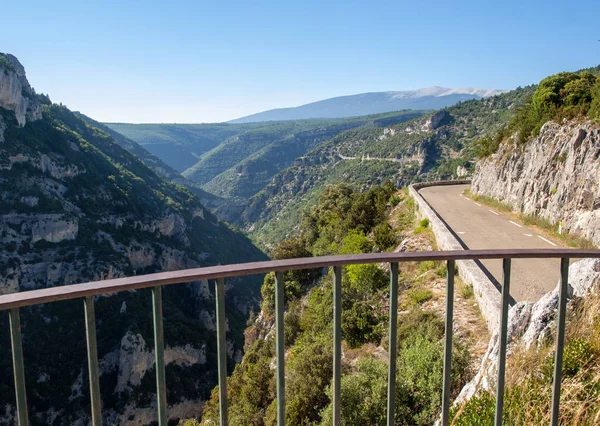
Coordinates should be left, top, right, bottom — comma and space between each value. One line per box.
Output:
1, 249, 599, 426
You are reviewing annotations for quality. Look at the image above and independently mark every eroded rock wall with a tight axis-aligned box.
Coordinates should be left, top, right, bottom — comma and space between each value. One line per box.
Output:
0, 54, 42, 127
472, 121, 600, 246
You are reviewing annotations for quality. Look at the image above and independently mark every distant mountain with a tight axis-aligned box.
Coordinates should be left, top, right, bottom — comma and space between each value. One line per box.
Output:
229, 87, 506, 123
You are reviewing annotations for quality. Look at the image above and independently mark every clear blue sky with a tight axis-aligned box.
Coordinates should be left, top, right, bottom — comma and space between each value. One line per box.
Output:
4, 0, 600, 123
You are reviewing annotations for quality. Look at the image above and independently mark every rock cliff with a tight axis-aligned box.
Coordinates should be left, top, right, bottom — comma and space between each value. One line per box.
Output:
0, 54, 266, 425
0, 53, 42, 127
471, 120, 600, 246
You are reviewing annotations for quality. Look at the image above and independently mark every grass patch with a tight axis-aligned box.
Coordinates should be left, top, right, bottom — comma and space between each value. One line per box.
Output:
458, 282, 474, 299
414, 218, 430, 234
452, 290, 600, 424
403, 287, 434, 308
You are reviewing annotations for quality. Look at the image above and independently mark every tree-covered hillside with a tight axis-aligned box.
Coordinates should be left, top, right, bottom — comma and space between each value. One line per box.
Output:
240, 87, 534, 248
0, 53, 266, 425
78, 113, 225, 209
104, 122, 262, 172
474, 67, 600, 157
187, 183, 477, 425
192, 111, 424, 199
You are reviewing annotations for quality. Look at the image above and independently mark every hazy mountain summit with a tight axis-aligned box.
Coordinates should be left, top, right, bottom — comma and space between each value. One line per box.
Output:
230, 86, 506, 123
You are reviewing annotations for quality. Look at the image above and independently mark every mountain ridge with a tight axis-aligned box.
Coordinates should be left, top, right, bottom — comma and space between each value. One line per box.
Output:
229, 87, 506, 123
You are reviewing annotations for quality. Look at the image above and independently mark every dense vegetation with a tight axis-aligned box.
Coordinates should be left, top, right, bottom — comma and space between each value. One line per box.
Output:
191, 183, 471, 425
78, 113, 224, 208
104, 122, 262, 171
474, 66, 600, 157
242, 87, 533, 248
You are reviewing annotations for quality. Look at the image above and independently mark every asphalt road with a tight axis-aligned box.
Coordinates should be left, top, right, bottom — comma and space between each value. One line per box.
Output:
419, 184, 565, 302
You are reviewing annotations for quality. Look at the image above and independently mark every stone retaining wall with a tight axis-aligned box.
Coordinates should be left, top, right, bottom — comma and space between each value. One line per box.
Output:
409, 181, 501, 332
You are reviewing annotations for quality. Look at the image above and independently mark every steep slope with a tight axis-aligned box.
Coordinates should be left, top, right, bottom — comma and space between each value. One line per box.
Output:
229, 87, 506, 123
77, 113, 224, 209
105, 122, 261, 172
193, 184, 478, 426
0, 54, 266, 425
240, 87, 533, 247
471, 68, 600, 247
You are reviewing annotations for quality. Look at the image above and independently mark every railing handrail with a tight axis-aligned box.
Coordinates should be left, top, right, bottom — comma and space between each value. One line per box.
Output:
4, 248, 600, 426
1, 248, 599, 311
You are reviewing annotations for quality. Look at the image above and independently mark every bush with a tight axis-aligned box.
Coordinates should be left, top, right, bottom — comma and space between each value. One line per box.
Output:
396, 329, 471, 425
286, 334, 333, 425
404, 287, 433, 307
389, 194, 401, 207
562, 338, 596, 377
459, 283, 474, 299
319, 357, 388, 425
510, 70, 598, 143
342, 301, 383, 348
373, 223, 397, 250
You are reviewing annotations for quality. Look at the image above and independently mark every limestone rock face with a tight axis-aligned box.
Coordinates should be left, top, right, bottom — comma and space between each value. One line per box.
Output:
0, 54, 42, 127
424, 110, 450, 130
472, 121, 600, 245
30, 215, 79, 243
105, 332, 208, 394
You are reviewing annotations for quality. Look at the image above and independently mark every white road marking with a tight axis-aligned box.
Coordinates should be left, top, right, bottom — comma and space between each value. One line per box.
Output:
475, 203, 482, 207
489, 210, 499, 216
524, 234, 533, 237
457, 231, 466, 234
509, 221, 522, 228
538, 236, 557, 246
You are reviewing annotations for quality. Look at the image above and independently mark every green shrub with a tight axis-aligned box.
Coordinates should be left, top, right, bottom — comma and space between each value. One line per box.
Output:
418, 260, 436, 274
510, 70, 598, 143
389, 194, 401, 207
373, 223, 397, 250
450, 391, 495, 425
562, 338, 596, 377
396, 329, 471, 425
320, 357, 388, 426
414, 218, 430, 234
342, 301, 384, 348
459, 283, 474, 299
404, 287, 433, 307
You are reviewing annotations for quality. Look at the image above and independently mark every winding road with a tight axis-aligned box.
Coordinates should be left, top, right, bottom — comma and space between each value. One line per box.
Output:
419, 184, 565, 303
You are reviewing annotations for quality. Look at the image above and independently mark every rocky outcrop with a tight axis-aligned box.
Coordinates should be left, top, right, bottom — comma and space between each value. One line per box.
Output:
424, 110, 450, 131
0, 54, 42, 127
456, 258, 600, 404
30, 215, 78, 243
102, 332, 208, 394
472, 121, 600, 246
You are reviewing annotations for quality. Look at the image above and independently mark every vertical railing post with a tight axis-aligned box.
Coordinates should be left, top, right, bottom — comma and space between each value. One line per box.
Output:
84, 296, 102, 426
551, 258, 569, 426
386, 263, 399, 426
495, 258, 511, 426
275, 272, 286, 425
333, 265, 342, 426
151, 286, 167, 426
9, 308, 29, 426
215, 278, 229, 426
441, 260, 455, 426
